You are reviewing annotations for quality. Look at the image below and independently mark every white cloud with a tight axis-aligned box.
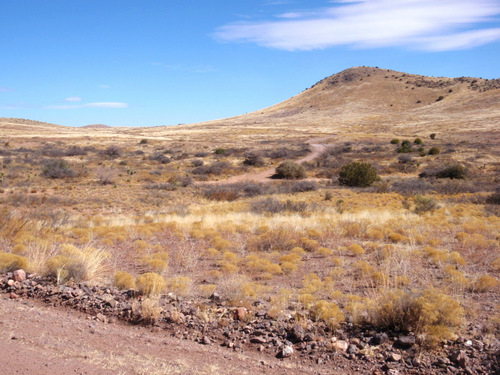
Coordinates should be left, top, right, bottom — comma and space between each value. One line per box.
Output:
214, 0, 500, 51
85, 102, 129, 108
65, 96, 82, 102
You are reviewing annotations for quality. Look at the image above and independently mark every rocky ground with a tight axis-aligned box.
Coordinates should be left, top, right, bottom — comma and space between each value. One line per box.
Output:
1, 270, 499, 374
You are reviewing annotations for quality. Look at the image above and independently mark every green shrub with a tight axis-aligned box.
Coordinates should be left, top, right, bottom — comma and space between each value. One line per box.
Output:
275, 161, 306, 179
338, 162, 379, 187
0, 252, 29, 272
437, 164, 467, 179
428, 147, 440, 155
414, 195, 438, 214
136, 272, 166, 296
486, 191, 500, 205
430, 133, 436, 139
390, 139, 400, 145
414, 138, 423, 145
214, 148, 226, 155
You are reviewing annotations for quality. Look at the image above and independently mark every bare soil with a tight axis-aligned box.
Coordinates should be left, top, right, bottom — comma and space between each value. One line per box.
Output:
0, 296, 332, 375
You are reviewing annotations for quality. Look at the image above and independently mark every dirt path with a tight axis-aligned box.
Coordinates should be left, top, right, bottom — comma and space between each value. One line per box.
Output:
206, 136, 335, 185
0, 296, 336, 375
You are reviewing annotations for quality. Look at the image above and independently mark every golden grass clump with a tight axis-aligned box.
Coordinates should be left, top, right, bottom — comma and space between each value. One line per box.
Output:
167, 276, 193, 297
348, 243, 365, 256
367, 288, 464, 347
136, 272, 167, 296
0, 252, 29, 272
198, 284, 217, 298
309, 300, 345, 329
46, 244, 110, 283
114, 271, 136, 290
472, 276, 498, 293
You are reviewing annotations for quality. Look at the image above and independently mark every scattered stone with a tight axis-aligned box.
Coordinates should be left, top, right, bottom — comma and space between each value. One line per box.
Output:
347, 344, 358, 355
96, 313, 107, 323
7, 279, 15, 287
450, 350, 469, 369
332, 340, 349, 352
202, 336, 211, 345
387, 352, 402, 362
9, 292, 19, 299
371, 333, 389, 345
278, 345, 294, 358
233, 307, 247, 321
210, 292, 220, 301
394, 335, 415, 349
13, 269, 26, 282
287, 324, 305, 343
250, 336, 267, 344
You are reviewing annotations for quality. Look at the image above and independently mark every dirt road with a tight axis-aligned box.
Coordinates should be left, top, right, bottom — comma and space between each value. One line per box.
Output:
207, 136, 334, 185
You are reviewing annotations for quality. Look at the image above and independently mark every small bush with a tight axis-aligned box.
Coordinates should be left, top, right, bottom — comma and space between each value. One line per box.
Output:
0, 252, 29, 272
414, 195, 438, 214
243, 151, 265, 167
139, 139, 148, 144
390, 139, 400, 145
214, 148, 226, 155
309, 300, 345, 329
486, 192, 500, 205
290, 181, 318, 193
42, 159, 75, 179
436, 164, 467, 179
348, 243, 365, 256
414, 138, 423, 145
275, 160, 306, 179
114, 271, 136, 290
204, 186, 240, 201
338, 162, 379, 187
430, 133, 436, 139
103, 145, 122, 158
191, 159, 204, 167
428, 146, 440, 155
95, 167, 118, 185
149, 152, 171, 164
136, 272, 167, 296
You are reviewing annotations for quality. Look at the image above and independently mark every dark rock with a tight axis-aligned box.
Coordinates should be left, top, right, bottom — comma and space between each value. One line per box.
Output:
287, 324, 305, 343
394, 335, 416, 349
371, 333, 389, 345
450, 350, 469, 369
347, 344, 358, 354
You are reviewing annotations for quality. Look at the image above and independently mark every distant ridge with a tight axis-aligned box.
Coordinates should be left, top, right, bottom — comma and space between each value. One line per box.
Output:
82, 124, 111, 129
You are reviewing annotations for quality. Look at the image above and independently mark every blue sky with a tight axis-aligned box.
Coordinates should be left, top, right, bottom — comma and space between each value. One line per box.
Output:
1, 0, 500, 127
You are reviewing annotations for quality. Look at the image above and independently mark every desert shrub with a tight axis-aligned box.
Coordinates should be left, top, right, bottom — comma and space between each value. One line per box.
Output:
250, 198, 309, 214
486, 191, 500, 205
0, 252, 29, 272
414, 195, 438, 214
194, 151, 209, 157
430, 133, 436, 139
391, 179, 434, 196
390, 139, 400, 145
95, 167, 118, 185
214, 148, 226, 155
472, 276, 498, 293
414, 138, 423, 145
41, 159, 75, 179
428, 146, 440, 155
66, 146, 88, 156
203, 186, 240, 201
436, 164, 467, 179
275, 160, 306, 179
397, 143, 413, 153
103, 145, 122, 158
192, 161, 230, 176
114, 271, 136, 290
309, 300, 345, 329
191, 159, 204, 167
368, 288, 464, 347
243, 151, 265, 167
136, 272, 167, 296
145, 183, 177, 191
149, 152, 171, 164
338, 162, 379, 187
139, 139, 148, 144
290, 180, 318, 193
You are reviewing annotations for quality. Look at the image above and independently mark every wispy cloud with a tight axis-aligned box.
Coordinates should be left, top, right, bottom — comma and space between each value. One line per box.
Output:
85, 102, 129, 108
214, 0, 500, 51
65, 96, 82, 102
